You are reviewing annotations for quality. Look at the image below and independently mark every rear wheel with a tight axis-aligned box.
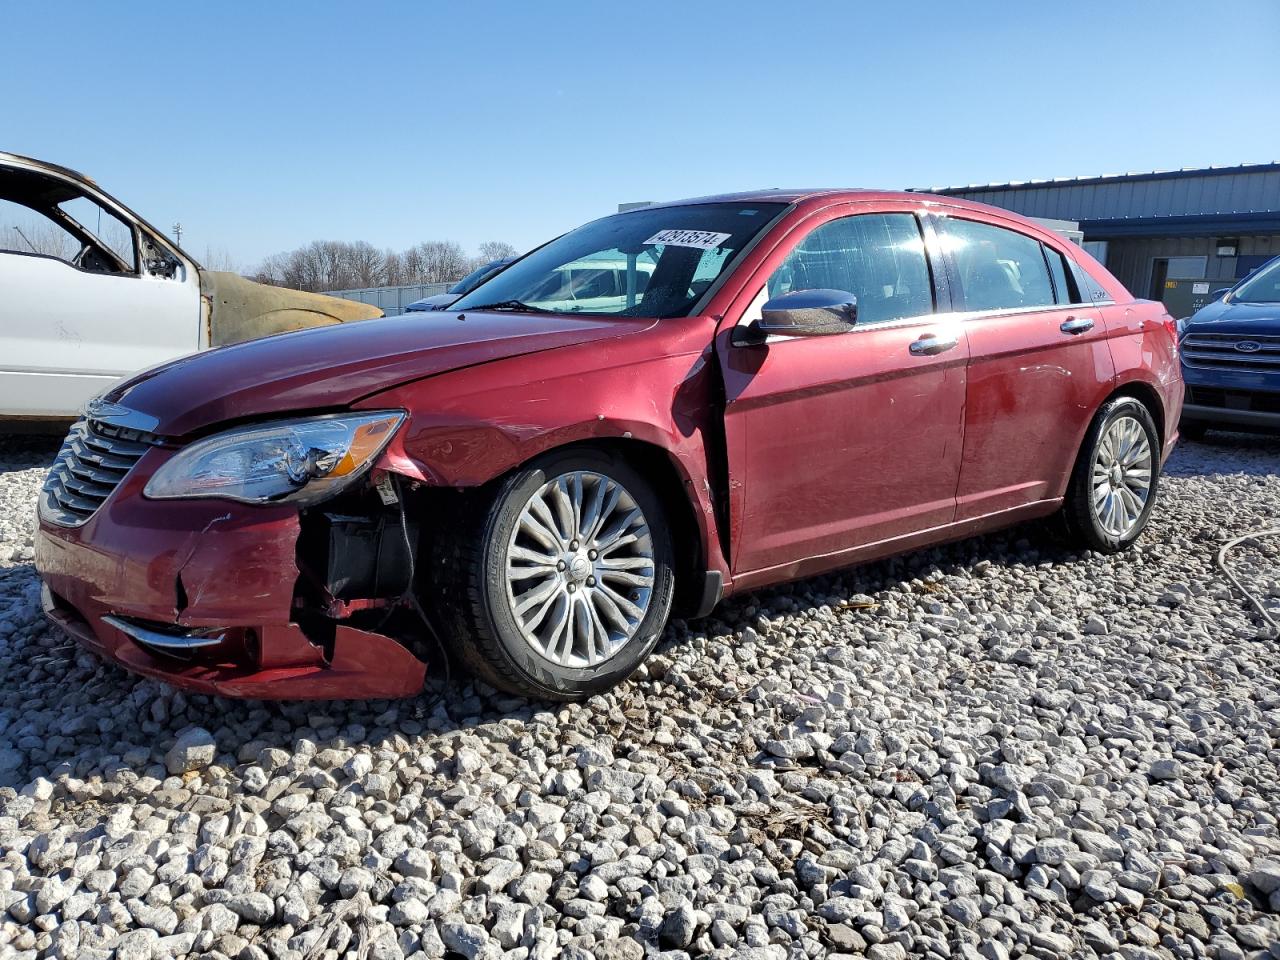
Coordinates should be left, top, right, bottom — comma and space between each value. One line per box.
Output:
1063, 396, 1161, 553
437, 449, 675, 700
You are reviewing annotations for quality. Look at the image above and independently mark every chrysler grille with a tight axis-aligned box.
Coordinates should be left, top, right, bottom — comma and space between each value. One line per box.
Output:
40, 420, 154, 526
1181, 332, 1280, 372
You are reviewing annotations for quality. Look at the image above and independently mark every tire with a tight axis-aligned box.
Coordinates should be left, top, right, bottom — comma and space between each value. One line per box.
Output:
436, 448, 676, 701
1062, 396, 1161, 553
1179, 421, 1208, 442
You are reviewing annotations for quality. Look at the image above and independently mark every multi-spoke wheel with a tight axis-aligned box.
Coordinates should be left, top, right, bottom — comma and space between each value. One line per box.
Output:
437, 450, 675, 700
506, 471, 655, 669
1089, 415, 1153, 539
1064, 396, 1161, 553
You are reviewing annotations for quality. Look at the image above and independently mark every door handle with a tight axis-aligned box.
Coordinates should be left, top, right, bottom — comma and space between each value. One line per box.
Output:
909, 334, 959, 356
1060, 316, 1094, 335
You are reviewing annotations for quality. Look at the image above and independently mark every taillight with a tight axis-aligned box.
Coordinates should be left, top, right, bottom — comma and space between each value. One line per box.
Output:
1161, 312, 1179, 358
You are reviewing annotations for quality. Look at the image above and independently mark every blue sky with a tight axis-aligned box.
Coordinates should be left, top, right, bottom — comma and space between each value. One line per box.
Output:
5, 0, 1278, 270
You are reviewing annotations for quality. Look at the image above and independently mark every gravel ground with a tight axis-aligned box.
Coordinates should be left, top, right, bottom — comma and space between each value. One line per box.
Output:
1, 432, 1279, 960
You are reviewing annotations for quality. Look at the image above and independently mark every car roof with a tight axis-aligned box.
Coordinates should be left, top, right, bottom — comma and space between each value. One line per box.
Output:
630, 188, 919, 209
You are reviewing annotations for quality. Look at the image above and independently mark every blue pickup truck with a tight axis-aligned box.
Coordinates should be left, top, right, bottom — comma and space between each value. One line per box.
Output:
1179, 255, 1280, 440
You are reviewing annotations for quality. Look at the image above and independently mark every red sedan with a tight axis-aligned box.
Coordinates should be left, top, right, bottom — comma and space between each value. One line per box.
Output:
35, 190, 1183, 701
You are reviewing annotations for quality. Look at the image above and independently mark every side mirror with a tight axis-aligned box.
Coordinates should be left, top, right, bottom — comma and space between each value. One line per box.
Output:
1212, 287, 1231, 300
755, 289, 858, 340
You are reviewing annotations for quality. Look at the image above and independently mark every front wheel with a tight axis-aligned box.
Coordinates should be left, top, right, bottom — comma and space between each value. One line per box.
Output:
437, 449, 675, 701
1062, 396, 1161, 553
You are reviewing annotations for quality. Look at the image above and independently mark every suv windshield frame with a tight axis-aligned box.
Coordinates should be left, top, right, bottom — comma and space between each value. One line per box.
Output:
451, 201, 789, 320
1228, 256, 1280, 304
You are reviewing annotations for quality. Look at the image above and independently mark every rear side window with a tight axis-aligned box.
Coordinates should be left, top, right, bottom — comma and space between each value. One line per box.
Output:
1043, 245, 1083, 305
766, 213, 934, 325
939, 217, 1055, 312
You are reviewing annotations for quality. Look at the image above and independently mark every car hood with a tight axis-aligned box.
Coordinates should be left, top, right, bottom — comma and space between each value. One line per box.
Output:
1183, 298, 1280, 336
105, 310, 653, 437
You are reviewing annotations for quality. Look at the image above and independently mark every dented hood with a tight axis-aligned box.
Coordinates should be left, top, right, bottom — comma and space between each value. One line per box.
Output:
106, 310, 653, 437
202, 271, 383, 346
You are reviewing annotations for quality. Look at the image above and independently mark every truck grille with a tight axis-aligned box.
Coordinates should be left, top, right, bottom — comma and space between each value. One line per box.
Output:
1181, 332, 1280, 371
40, 420, 155, 527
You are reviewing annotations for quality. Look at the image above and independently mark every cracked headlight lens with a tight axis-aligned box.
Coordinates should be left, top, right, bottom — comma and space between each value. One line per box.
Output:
144, 411, 405, 506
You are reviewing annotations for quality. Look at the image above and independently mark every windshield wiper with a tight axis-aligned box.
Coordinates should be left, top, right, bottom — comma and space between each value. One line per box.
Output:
462, 299, 554, 314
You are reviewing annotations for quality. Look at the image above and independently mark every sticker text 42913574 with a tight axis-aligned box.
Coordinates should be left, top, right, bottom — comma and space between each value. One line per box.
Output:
645, 229, 732, 251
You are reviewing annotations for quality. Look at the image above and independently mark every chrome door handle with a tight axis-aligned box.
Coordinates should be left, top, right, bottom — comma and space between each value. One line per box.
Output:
1060, 316, 1094, 335
909, 335, 959, 356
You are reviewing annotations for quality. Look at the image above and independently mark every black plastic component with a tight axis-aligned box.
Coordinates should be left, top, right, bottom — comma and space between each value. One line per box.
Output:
317, 511, 418, 600
691, 570, 723, 619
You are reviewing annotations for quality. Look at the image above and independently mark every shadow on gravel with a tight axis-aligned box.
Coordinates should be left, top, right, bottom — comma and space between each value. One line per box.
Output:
1169, 430, 1280, 475
4, 507, 1082, 796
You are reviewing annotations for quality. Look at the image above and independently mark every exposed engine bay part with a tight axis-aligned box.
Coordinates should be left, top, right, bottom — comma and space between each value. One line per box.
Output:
201, 270, 383, 347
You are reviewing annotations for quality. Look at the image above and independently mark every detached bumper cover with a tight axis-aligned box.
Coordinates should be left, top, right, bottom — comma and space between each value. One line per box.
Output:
35, 459, 425, 699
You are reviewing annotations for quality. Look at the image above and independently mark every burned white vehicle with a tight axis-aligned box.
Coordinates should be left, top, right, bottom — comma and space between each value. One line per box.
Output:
0, 153, 381, 419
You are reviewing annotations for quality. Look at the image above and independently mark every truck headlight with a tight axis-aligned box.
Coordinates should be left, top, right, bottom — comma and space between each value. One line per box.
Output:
144, 411, 405, 506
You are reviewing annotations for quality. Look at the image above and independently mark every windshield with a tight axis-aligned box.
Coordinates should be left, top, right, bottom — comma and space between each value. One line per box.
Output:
1231, 257, 1280, 303
451, 202, 786, 318
449, 259, 507, 295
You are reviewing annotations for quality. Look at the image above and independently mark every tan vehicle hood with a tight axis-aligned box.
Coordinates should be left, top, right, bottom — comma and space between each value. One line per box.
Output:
202, 271, 383, 347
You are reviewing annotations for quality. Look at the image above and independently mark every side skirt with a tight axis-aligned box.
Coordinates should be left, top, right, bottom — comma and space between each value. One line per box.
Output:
727, 497, 1064, 593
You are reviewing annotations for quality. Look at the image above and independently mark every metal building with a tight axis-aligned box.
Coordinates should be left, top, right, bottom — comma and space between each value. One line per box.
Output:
916, 163, 1280, 314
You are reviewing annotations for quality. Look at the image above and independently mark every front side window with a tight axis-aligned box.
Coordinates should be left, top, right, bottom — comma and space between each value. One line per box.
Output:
1231, 256, 1280, 303
0, 197, 80, 263
939, 217, 1056, 312
766, 213, 934, 325
58, 196, 137, 271
451, 202, 785, 318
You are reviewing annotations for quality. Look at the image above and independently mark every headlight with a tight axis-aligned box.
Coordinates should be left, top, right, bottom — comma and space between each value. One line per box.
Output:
144, 411, 405, 506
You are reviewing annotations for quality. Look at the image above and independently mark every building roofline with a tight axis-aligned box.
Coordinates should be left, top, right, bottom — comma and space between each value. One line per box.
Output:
912, 161, 1280, 195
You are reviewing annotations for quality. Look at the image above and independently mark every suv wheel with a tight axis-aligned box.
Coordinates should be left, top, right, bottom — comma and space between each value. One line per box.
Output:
1063, 396, 1161, 553
438, 449, 675, 700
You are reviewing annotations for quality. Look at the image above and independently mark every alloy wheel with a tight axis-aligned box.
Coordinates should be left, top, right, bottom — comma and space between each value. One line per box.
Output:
1090, 415, 1153, 538
503, 471, 655, 668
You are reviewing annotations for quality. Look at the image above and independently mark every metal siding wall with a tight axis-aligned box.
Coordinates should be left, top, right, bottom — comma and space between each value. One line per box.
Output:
1101, 234, 1280, 297
938, 169, 1280, 220
323, 282, 453, 315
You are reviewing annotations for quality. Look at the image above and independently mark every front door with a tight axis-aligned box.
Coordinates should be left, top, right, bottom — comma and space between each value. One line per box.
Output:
934, 214, 1115, 519
717, 208, 969, 579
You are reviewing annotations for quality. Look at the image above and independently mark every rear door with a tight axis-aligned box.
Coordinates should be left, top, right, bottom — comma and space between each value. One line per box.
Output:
935, 214, 1113, 519
716, 206, 969, 578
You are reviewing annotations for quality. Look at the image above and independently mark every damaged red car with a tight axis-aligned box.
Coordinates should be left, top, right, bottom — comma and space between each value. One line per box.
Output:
35, 190, 1183, 701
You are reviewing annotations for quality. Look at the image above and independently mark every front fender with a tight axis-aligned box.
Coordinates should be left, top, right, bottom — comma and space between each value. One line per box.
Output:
357, 322, 729, 581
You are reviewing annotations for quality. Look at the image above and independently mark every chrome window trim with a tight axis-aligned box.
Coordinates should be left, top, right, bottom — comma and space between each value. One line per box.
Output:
744, 301, 1112, 344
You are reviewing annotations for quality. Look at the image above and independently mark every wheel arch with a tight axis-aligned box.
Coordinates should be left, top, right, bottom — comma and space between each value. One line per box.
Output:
494, 436, 710, 616
1107, 378, 1167, 448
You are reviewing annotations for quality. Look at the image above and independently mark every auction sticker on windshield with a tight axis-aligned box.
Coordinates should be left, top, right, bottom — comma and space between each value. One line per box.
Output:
646, 229, 733, 250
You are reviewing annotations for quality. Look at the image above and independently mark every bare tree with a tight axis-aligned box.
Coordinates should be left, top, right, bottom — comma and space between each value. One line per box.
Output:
477, 240, 519, 262
413, 240, 468, 283
250, 238, 519, 292
201, 245, 242, 273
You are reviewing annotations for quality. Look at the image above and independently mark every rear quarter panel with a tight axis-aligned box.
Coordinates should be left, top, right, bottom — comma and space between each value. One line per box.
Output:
1098, 300, 1183, 458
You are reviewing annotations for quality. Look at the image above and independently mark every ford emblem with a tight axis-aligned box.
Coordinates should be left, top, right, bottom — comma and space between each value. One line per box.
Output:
1235, 340, 1263, 353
